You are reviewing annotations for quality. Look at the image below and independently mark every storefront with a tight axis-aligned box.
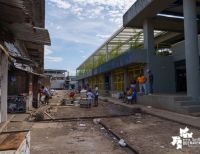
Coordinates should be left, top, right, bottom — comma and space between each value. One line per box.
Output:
112, 70, 124, 92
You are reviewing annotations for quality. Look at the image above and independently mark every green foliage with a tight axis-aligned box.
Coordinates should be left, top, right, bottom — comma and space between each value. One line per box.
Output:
108, 41, 122, 60
78, 31, 146, 78
129, 31, 143, 49
97, 53, 106, 66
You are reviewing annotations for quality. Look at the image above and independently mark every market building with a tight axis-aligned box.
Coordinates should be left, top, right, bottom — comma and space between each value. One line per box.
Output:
0, 0, 50, 122
76, 0, 200, 114
44, 69, 69, 90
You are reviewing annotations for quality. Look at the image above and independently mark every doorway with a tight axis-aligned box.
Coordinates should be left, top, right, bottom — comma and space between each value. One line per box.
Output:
176, 69, 187, 92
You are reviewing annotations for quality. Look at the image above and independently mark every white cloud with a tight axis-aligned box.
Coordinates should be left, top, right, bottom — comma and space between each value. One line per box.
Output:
47, 18, 113, 45
48, 0, 71, 9
45, 47, 63, 63
46, 0, 137, 71
46, 56, 63, 62
48, 0, 136, 24
45, 47, 53, 56
96, 34, 110, 39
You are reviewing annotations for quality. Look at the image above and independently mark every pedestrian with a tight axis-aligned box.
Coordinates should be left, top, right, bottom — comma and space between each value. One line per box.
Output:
68, 90, 75, 103
86, 88, 94, 108
41, 86, 50, 105
130, 80, 136, 90
78, 85, 81, 93
122, 89, 127, 103
137, 74, 147, 95
127, 88, 132, 104
94, 85, 99, 107
131, 88, 137, 104
147, 69, 154, 95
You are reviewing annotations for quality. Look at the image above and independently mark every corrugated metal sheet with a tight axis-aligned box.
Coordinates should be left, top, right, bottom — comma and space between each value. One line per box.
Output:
10, 24, 51, 45
0, 0, 33, 23
0, 4, 27, 23
0, 0, 24, 9
23, 0, 33, 22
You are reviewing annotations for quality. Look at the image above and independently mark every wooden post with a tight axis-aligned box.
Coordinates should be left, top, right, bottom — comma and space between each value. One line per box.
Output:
28, 74, 33, 111
0, 51, 8, 122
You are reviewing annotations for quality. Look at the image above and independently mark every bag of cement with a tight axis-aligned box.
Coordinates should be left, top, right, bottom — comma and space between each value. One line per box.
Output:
118, 139, 126, 147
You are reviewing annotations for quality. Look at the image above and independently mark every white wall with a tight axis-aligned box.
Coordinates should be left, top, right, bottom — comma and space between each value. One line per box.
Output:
172, 37, 200, 61
51, 80, 65, 89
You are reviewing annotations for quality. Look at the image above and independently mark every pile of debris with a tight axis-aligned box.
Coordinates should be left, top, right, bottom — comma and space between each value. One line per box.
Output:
29, 105, 55, 121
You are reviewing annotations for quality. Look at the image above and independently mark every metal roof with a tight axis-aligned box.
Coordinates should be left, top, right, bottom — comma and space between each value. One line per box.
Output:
77, 26, 164, 70
44, 69, 67, 74
0, 0, 32, 23
9, 24, 51, 45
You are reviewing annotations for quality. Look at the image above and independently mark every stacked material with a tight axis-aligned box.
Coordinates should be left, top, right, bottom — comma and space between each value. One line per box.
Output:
80, 89, 88, 108
80, 89, 87, 99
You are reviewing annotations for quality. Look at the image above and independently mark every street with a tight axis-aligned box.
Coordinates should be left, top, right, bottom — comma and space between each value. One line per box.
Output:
3, 91, 200, 154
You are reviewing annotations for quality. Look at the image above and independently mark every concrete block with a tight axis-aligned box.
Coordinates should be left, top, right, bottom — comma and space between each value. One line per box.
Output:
182, 105, 200, 113
175, 101, 200, 106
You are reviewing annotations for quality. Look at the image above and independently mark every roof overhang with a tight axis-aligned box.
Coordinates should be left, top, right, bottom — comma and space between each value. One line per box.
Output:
11, 55, 36, 66
123, 0, 200, 32
77, 27, 164, 70
15, 66, 47, 77
0, 0, 32, 23
77, 49, 147, 80
9, 24, 51, 45
44, 69, 67, 74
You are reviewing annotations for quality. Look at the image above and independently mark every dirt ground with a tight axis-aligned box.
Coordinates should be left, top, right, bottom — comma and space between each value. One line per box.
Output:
49, 91, 136, 119
101, 115, 200, 154
30, 121, 125, 154
3, 90, 200, 154
51, 102, 136, 119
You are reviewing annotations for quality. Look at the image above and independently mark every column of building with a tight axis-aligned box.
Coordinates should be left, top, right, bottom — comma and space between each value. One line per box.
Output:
183, 0, 200, 100
143, 19, 154, 69
143, 19, 155, 94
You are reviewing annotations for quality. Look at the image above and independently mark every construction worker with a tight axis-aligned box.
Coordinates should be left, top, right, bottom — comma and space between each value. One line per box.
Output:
94, 85, 99, 107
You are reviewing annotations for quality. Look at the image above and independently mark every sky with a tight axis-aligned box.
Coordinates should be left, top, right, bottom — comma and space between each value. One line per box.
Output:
44, 0, 136, 75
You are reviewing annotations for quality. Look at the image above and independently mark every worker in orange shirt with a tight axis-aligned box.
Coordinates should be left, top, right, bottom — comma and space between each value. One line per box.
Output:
137, 74, 147, 95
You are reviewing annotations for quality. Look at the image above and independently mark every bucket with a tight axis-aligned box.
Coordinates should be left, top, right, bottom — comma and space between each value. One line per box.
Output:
74, 100, 80, 106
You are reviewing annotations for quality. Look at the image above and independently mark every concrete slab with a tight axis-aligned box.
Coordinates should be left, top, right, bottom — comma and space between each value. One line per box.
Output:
100, 96, 200, 129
